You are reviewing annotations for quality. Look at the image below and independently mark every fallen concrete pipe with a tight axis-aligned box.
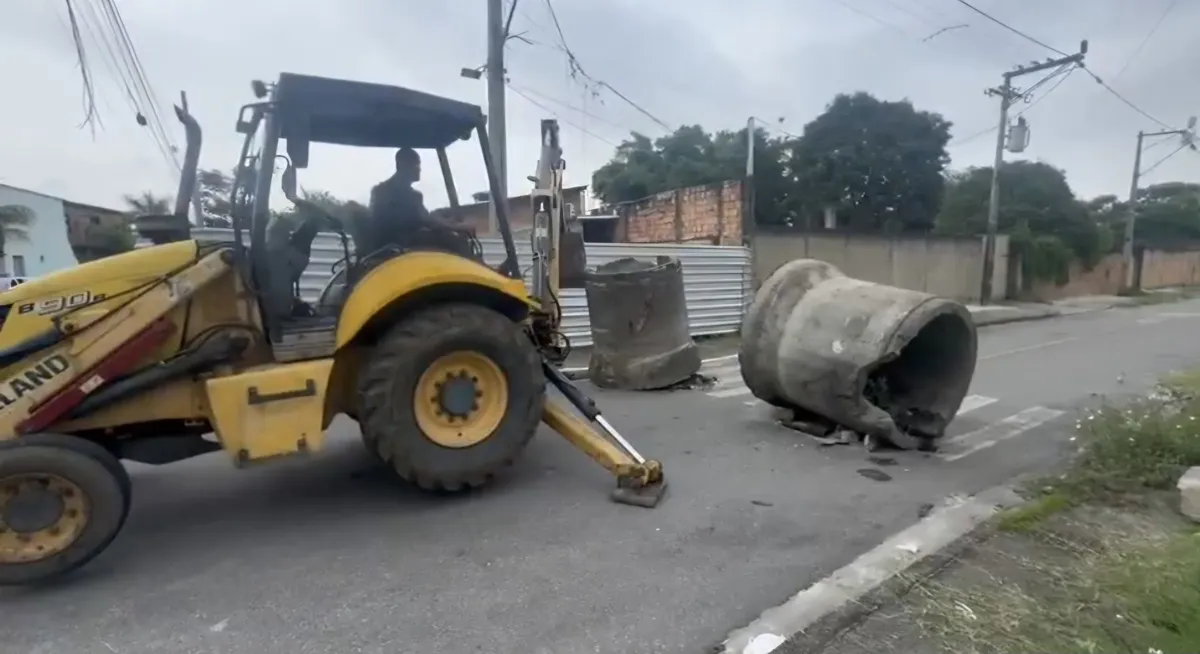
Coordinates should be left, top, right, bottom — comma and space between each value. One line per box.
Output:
586, 256, 701, 390
739, 259, 978, 448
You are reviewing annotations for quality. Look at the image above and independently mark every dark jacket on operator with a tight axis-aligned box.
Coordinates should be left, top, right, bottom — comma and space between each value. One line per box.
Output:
359, 175, 433, 256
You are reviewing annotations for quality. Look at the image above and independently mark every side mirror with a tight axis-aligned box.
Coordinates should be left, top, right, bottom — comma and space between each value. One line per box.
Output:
281, 164, 299, 203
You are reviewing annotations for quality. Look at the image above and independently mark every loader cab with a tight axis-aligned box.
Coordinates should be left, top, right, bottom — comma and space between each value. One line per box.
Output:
229, 73, 524, 349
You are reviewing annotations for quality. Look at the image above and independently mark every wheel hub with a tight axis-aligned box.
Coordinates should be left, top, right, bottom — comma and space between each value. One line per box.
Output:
436, 370, 482, 420
0, 474, 88, 564
414, 351, 510, 449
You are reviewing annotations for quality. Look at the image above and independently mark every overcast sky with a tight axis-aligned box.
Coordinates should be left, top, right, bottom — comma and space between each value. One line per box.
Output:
2, 0, 1198, 213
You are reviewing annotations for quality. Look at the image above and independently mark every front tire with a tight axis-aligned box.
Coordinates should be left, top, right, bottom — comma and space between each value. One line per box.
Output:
357, 303, 544, 491
0, 435, 131, 586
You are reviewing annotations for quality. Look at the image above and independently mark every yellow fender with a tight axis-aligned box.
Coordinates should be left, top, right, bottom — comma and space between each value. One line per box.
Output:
335, 251, 533, 348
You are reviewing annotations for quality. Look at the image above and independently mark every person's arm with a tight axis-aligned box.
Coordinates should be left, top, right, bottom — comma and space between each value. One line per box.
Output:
410, 190, 453, 228
357, 184, 386, 254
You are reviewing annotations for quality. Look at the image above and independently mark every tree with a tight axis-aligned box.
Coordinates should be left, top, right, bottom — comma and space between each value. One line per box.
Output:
197, 168, 235, 227
590, 125, 795, 226
0, 204, 32, 260
935, 160, 1108, 284
122, 191, 171, 215
273, 188, 369, 240
786, 92, 952, 233
1129, 182, 1200, 246
75, 220, 135, 262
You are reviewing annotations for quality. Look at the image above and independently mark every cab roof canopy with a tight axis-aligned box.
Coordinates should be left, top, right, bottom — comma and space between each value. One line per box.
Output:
272, 73, 486, 150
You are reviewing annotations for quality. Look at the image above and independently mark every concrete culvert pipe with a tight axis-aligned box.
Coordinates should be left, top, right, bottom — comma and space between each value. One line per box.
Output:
739, 259, 978, 449
586, 256, 701, 390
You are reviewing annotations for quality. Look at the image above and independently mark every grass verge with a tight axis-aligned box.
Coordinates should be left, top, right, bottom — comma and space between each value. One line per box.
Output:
909, 368, 1200, 654
1119, 286, 1200, 305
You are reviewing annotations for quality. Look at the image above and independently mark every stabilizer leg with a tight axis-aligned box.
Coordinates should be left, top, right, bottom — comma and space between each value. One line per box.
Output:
541, 361, 667, 508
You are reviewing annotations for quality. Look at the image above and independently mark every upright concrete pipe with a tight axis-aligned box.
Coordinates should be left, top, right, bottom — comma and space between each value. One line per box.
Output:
739, 259, 978, 449
586, 256, 701, 390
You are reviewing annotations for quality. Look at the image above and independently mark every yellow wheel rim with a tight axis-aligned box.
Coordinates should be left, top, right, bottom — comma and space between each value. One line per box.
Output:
0, 473, 89, 564
414, 351, 509, 448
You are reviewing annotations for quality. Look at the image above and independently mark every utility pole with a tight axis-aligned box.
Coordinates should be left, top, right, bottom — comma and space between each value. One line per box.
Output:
1122, 118, 1197, 291
1124, 130, 1146, 291
745, 117, 756, 244
979, 41, 1088, 305
486, 0, 507, 235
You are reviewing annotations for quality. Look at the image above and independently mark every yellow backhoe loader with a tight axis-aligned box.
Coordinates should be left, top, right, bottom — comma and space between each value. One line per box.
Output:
0, 73, 665, 586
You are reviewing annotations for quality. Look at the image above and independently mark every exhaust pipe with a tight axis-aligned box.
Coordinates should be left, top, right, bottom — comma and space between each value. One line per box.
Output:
138, 95, 202, 245
173, 96, 202, 220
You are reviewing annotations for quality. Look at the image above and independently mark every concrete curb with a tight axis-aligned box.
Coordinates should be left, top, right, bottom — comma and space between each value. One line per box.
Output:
719, 484, 1024, 654
971, 309, 1062, 328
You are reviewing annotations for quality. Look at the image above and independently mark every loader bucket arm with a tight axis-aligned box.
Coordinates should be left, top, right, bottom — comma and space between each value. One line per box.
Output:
541, 361, 667, 507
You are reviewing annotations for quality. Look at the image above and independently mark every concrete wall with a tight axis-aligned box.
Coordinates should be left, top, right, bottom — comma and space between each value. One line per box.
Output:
753, 229, 1007, 303
0, 185, 80, 282
1029, 249, 1200, 300
617, 180, 743, 245
1140, 249, 1200, 289
1027, 255, 1124, 300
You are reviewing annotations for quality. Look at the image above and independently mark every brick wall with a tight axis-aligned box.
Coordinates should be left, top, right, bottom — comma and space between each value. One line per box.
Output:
618, 180, 743, 245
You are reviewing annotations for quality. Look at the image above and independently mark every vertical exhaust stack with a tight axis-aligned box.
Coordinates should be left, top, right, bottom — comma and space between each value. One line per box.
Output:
172, 102, 202, 222
136, 100, 202, 245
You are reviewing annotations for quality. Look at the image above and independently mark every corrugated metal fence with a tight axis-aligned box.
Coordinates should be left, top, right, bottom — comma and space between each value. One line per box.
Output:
160, 228, 752, 348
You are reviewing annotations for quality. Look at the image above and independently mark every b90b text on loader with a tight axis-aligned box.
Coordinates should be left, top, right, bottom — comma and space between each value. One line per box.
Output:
0, 73, 665, 586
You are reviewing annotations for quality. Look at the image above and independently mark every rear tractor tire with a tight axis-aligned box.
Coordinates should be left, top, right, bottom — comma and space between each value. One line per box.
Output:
357, 303, 545, 492
0, 434, 132, 586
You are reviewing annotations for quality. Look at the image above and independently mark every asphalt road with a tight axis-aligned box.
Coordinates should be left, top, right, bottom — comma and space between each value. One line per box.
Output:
5, 299, 1200, 654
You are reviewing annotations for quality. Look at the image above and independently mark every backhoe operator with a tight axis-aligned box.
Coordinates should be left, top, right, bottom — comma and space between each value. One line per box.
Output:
361, 148, 472, 258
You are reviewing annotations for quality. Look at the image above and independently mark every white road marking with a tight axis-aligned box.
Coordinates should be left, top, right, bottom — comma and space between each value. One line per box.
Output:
704, 364, 745, 399
956, 394, 997, 416
711, 386, 753, 398
721, 485, 1023, 653
937, 406, 1064, 462
978, 336, 1077, 361
1137, 311, 1200, 325
703, 363, 742, 378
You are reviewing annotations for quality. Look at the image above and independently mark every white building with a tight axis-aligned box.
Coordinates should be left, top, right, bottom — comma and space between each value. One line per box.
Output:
0, 184, 116, 287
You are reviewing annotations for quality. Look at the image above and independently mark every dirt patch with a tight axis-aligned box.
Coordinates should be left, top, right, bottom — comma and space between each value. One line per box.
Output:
791, 368, 1200, 654
808, 499, 1197, 654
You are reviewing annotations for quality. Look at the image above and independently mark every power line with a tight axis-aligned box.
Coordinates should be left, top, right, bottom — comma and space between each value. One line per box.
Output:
96, 0, 177, 165
64, 0, 179, 174
872, 0, 939, 27
508, 82, 632, 132
1140, 141, 1189, 177
1114, 0, 1178, 80
824, 0, 906, 32
539, 0, 672, 131
61, 0, 101, 133
949, 64, 1076, 146
1081, 68, 1172, 130
751, 117, 799, 139
948, 0, 1176, 131
506, 83, 620, 147
950, 0, 1068, 56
